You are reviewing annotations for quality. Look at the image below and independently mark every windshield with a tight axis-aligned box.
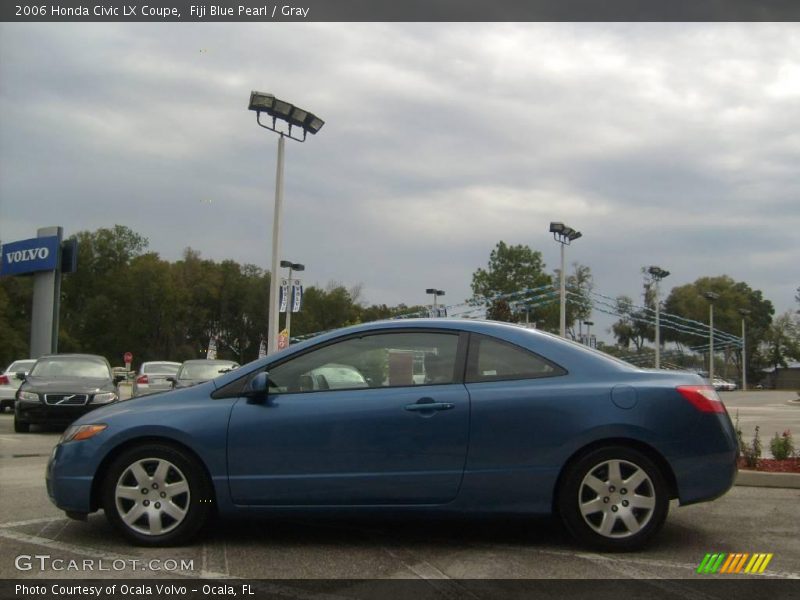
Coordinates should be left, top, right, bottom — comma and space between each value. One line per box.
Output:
179, 362, 236, 380
30, 357, 110, 379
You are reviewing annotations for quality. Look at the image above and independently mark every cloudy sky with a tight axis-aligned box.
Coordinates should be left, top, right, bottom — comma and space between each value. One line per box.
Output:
1, 22, 798, 340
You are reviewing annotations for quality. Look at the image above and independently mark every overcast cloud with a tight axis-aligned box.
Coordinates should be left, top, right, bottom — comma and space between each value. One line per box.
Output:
1, 22, 798, 339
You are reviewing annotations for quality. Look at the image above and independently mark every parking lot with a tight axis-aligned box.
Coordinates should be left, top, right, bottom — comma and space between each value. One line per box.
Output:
1, 392, 798, 587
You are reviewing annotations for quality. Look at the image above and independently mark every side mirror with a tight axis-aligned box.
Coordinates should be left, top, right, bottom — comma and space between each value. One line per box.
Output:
15, 372, 27, 381
166, 377, 176, 383
243, 371, 270, 401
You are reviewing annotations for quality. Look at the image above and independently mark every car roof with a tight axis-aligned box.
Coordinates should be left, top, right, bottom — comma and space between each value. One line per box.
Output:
181, 359, 238, 365
35, 353, 109, 362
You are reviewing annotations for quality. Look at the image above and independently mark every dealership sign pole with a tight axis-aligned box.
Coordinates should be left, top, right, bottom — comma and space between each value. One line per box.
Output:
0, 226, 65, 357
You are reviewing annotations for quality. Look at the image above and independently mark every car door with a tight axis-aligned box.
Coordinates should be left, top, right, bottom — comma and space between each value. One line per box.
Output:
227, 330, 470, 506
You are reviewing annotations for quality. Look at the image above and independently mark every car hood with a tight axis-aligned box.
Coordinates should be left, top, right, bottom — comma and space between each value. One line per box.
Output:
22, 377, 115, 394
72, 382, 213, 422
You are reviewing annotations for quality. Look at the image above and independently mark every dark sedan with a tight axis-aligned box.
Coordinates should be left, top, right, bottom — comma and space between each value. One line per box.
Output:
46, 320, 738, 550
15, 354, 121, 432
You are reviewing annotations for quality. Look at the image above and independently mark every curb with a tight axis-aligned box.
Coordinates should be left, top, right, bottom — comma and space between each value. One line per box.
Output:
735, 470, 800, 489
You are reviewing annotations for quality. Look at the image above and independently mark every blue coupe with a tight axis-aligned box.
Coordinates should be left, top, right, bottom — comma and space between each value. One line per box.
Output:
46, 319, 738, 550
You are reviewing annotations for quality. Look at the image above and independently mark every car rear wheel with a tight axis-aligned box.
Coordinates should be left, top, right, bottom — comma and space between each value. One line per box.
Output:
558, 446, 668, 551
14, 416, 30, 433
102, 444, 212, 546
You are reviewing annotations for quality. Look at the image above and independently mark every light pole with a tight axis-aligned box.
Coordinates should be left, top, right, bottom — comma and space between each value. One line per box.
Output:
549, 222, 582, 338
584, 320, 594, 346
704, 291, 720, 382
280, 260, 304, 347
248, 91, 324, 355
648, 266, 670, 369
426, 288, 445, 316
739, 308, 751, 391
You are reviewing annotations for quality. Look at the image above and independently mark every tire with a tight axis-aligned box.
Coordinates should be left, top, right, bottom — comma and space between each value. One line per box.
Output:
558, 446, 669, 551
101, 443, 213, 546
14, 416, 30, 433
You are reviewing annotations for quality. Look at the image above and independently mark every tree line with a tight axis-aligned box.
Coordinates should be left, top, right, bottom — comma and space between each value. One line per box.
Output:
469, 242, 800, 383
0, 225, 423, 368
2, 229, 798, 384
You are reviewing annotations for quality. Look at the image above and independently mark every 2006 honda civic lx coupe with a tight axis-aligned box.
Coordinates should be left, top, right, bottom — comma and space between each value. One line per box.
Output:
46, 319, 738, 550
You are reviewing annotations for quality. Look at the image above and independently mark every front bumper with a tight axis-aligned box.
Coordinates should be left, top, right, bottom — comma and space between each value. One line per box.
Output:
16, 399, 111, 426
47, 440, 98, 514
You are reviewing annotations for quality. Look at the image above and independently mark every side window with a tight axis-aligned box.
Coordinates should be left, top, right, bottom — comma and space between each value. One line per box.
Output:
268, 331, 460, 394
466, 335, 565, 383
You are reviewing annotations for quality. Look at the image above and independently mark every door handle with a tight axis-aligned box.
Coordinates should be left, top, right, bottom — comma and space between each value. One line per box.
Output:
404, 401, 455, 412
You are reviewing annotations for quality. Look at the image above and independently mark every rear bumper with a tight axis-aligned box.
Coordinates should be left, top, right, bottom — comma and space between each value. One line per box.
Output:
672, 413, 739, 505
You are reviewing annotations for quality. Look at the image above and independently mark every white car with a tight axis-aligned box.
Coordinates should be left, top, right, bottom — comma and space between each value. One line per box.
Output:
0, 359, 36, 412
712, 378, 737, 392
132, 361, 181, 396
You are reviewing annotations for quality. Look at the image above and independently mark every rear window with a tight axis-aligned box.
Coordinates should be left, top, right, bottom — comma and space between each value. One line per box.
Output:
6, 360, 35, 373
144, 363, 180, 374
466, 335, 565, 383
180, 363, 237, 380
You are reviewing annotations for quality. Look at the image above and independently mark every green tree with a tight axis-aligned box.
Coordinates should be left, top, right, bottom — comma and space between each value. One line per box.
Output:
486, 298, 513, 322
170, 248, 223, 361
471, 241, 552, 298
291, 282, 361, 336
663, 276, 774, 382
0, 278, 32, 366
762, 312, 800, 370
611, 295, 651, 352
59, 225, 149, 363
471, 241, 554, 325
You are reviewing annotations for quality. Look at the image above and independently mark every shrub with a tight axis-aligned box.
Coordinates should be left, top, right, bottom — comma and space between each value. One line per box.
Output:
735, 413, 762, 468
770, 430, 795, 460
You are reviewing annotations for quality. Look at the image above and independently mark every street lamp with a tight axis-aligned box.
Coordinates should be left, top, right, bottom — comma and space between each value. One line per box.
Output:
703, 291, 720, 382
280, 260, 305, 347
584, 320, 594, 346
647, 266, 670, 369
549, 222, 582, 338
426, 288, 445, 316
249, 91, 323, 355
738, 308, 751, 391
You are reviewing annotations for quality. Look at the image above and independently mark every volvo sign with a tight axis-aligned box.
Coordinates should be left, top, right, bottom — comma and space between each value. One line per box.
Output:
0, 235, 60, 276
0, 227, 67, 357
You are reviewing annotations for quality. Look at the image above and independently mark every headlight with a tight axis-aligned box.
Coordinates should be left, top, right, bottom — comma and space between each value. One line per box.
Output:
91, 392, 118, 404
17, 390, 39, 402
60, 424, 107, 443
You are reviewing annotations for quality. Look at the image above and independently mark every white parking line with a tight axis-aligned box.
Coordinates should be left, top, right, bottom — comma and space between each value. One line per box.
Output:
201, 539, 230, 577
0, 516, 62, 528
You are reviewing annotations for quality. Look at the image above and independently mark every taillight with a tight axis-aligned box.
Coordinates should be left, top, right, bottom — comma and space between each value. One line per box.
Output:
136, 375, 148, 384
0, 375, 9, 385
677, 385, 725, 413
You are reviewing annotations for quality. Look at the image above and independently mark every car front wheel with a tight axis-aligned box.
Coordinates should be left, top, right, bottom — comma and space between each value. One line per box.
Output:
102, 444, 213, 546
558, 446, 669, 551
